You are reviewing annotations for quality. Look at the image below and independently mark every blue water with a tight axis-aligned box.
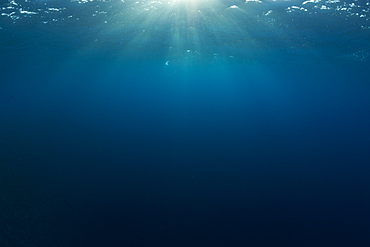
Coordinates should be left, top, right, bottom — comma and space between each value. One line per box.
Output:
1, 0, 370, 246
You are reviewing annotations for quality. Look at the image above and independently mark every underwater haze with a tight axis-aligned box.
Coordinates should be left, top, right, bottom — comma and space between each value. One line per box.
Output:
1, 0, 370, 246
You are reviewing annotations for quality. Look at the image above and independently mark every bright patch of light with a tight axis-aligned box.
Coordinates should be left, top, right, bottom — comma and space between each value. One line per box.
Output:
302, 0, 320, 5
245, 0, 262, 3
165, 0, 201, 3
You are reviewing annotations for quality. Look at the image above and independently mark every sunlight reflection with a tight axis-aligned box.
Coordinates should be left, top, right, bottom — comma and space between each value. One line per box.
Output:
101, 0, 267, 64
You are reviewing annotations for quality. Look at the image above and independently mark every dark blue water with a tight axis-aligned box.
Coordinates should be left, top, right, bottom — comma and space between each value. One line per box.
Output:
1, 0, 370, 246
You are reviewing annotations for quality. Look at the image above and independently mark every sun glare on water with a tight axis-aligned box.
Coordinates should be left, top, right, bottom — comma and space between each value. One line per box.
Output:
100, 0, 263, 63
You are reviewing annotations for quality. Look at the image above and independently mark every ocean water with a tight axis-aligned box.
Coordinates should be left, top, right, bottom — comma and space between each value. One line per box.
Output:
1, 0, 370, 246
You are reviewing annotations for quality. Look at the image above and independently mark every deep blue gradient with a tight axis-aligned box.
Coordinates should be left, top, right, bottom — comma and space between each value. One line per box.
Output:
1, 0, 370, 246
